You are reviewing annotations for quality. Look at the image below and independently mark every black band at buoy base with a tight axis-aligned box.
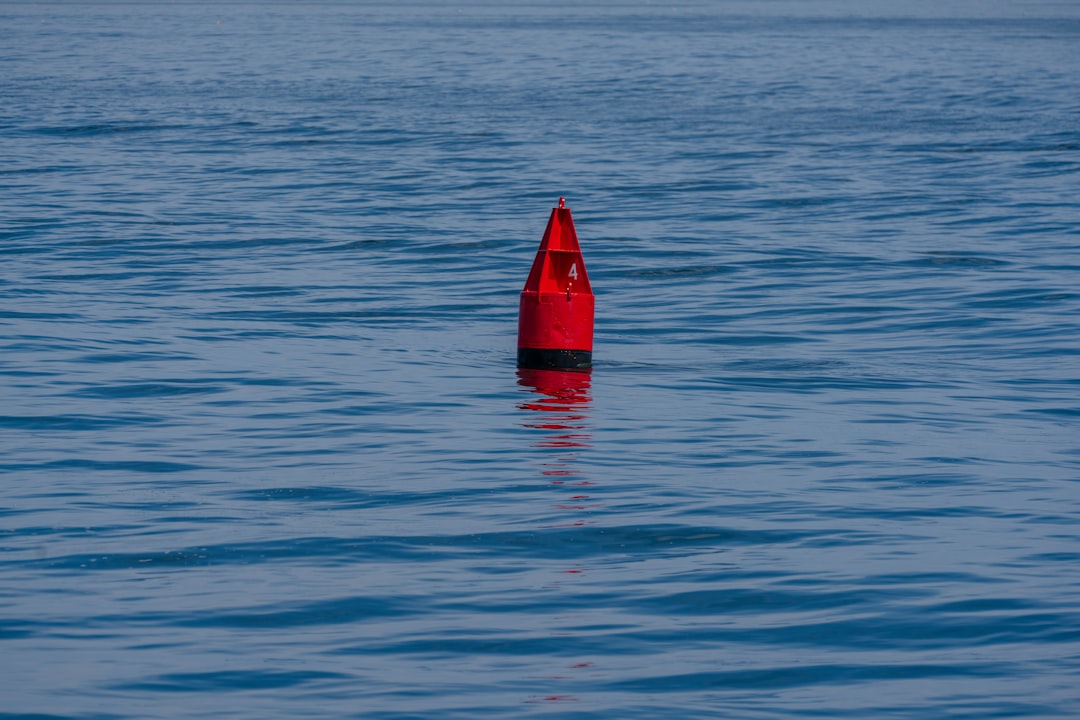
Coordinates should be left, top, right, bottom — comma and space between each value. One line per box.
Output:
517, 348, 592, 371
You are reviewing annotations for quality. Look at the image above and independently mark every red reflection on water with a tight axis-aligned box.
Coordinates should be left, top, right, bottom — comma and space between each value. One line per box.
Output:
524, 695, 578, 704
516, 369, 592, 450
516, 369, 590, 408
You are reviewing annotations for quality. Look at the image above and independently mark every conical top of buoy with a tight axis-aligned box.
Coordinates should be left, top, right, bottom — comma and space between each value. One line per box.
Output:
522, 197, 593, 296
517, 198, 594, 371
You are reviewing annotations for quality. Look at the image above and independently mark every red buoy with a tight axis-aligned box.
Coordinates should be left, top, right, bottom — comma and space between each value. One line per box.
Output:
517, 197, 594, 370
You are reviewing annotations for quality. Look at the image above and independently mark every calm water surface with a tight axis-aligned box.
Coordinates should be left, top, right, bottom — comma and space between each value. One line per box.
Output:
2, 2, 1079, 718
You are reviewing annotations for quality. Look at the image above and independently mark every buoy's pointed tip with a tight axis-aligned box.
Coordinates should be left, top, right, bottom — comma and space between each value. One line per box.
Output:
558, 197, 566, 209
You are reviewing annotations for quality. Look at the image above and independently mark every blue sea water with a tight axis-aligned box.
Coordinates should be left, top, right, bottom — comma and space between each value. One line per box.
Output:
2, 1, 1080, 718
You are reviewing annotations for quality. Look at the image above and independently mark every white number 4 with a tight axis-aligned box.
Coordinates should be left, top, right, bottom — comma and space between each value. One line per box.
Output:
568, 262, 578, 280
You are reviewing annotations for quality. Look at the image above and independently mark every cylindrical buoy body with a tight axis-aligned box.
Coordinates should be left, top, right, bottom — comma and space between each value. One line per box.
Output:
517, 198, 594, 370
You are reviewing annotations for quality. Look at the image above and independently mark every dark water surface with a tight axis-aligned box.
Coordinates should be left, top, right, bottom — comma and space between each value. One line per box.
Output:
2, 2, 1079, 718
